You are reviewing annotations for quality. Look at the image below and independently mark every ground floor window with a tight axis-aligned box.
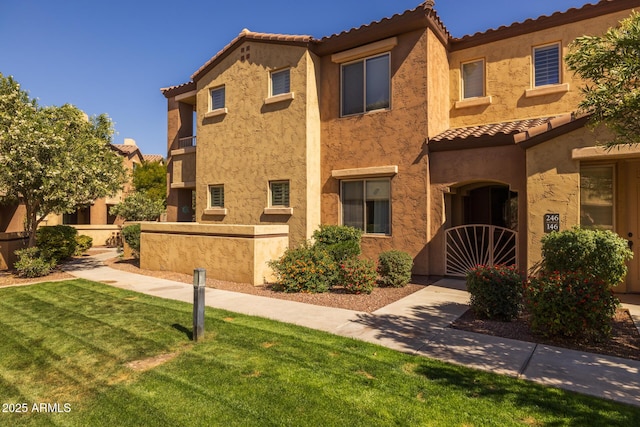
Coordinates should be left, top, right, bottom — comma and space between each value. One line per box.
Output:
341, 179, 390, 234
580, 165, 615, 230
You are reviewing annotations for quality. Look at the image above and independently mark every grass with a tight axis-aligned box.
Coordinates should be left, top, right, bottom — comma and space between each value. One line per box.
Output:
0, 280, 638, 426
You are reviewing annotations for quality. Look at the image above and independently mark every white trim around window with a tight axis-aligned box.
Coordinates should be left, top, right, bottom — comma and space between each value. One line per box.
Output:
204, 184, 227, 216
461, 58, 485, 99
264, 180, 293, 215
205, 85, 228, 118
533, 42, 561, 87
340, 178, 391, 235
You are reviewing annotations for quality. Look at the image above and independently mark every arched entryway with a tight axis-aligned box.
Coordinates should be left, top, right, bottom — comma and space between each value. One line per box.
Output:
445, 183, 518, 276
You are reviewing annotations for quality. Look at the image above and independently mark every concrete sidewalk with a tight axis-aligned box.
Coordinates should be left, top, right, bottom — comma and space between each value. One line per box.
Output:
64, 250, 640, 407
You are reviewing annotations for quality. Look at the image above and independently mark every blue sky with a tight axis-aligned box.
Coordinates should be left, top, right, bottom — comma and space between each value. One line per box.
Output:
0, 0, 598, 156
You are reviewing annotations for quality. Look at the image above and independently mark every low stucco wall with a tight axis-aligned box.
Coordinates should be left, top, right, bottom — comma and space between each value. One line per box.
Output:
0, 232, 28, 270
140, 223, 289, 285
71, 225, 122, 247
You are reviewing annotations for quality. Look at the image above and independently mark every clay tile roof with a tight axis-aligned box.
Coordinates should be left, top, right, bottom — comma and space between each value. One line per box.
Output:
160, 81, 196, 97
110, 144, 139, 155
431, 117, 557, 142
451, 0, 640, 50
143, 154, 164, 163
429, 113, 590, 151
191, 29, 313, 82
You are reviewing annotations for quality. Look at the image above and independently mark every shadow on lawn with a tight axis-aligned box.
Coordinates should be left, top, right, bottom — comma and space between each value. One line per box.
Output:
415, 361, 640, 424
172, 323, 193, 340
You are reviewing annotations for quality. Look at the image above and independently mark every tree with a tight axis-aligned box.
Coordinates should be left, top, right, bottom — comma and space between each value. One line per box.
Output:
132, 160, 167, 204
0, 74, 126, 246
109, 192, 164, 221
565, 11, 640, 147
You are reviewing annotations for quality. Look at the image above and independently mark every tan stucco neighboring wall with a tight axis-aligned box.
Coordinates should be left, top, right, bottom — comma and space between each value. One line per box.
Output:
170, 151, 196, 186
70, 224, 121, 247
0, 202, 26, 233
525, 127, 611, 271
429, 144, 527, 275
0, 232, 27, 270
320, 29, 433, 274
140, 222, 288, 285
449, 9, 635, 128
195, 42, 320, 248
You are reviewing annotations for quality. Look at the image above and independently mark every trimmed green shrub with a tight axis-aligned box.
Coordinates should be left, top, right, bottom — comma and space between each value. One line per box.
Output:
268, 243, 337, 293
74, 235, 93, 256
122, 224, 141, 258
36, 225, 78, 263
14, 247, 53, 278
466, 264, 524, 321
377, 250, 413, 288
312, 225, 362, 262
524, 271, 619, 339
541, 227, 632, 286
339, 258, 377, 294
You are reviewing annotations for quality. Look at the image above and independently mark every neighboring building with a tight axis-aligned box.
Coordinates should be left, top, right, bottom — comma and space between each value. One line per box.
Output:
159, 0, 640, 292
1, 138, 164, 269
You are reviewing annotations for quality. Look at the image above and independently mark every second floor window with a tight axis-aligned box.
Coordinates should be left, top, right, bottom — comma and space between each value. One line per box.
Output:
210, 86, 225, 110
271, 69, 290, 96
461, 59, 485, 99
533, 43, 560, 87
341, 53, 390, 116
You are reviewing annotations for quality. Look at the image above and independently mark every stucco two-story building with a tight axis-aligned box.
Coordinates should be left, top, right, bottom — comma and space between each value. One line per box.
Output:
157, 0, 640, 292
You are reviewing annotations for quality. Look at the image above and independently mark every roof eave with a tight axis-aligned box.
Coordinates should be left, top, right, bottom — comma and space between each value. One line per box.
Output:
315, 5, 449, 56
451, 0, 640, 51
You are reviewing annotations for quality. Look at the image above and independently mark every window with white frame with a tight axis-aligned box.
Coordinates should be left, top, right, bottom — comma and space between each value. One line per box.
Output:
533, 43, 561, 87
341, 53, 390, 116
271, 69, 290, 96
270, 181, 290, 207
461, 59, 484, 99
210, 86, 225, 111
341, 179, 390, 234
580, 165, 614, 230
208, 185, 224, 208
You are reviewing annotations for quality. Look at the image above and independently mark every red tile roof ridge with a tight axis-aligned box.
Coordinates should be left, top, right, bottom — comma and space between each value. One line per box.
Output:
191, 28, 313, 81
319, 1, 449, 42
451, 0, 640, 47
160, 81, 195, 95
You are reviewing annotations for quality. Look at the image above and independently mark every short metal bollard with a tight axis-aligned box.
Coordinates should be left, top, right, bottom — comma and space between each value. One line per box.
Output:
193, 268, 206, 341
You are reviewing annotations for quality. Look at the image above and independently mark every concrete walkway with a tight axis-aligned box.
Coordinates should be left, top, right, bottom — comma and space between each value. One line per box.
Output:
64, 250, 640, 407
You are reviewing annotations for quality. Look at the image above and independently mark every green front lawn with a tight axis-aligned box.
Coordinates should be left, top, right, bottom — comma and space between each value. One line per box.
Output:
0, 279, 638, 426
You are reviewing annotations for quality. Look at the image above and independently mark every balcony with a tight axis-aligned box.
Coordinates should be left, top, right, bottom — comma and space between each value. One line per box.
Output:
178, 136, 196, 148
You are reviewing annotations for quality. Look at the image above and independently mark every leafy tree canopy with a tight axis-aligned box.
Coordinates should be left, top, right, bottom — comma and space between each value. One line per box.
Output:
566, 11, 640, 147
109, 192, 164, 221
133, 160, 167, 204
0, 73, 126, 246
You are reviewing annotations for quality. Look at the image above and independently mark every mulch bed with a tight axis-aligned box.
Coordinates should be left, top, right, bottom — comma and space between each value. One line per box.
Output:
452, 308, 640, 361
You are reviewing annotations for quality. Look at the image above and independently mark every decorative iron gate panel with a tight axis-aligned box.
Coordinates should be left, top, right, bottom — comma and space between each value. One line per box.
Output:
445, 225, 517, 277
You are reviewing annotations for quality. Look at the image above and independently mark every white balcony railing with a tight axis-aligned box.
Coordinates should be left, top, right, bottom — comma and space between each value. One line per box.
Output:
178, 136, 196, 148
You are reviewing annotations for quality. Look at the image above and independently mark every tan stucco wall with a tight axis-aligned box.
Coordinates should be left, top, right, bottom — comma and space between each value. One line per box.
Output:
525, 127, 611, 271
429, 144, 527, 275
195, 42, 320, 248
449, 9, 635, 128
320, 29, 440, 274
140, 222, 288, 285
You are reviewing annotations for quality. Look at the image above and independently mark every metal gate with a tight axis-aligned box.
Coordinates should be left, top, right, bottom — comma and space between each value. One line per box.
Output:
445, 225, 517, 277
